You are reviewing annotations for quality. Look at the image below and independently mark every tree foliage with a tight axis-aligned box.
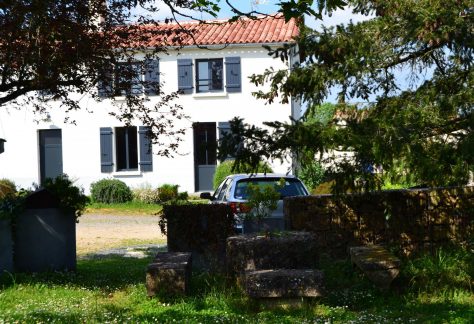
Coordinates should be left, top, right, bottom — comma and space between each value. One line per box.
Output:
220, 0, 474, 191
0, 0, 222, 156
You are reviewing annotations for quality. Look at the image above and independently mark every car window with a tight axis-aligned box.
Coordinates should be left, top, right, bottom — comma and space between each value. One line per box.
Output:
216, 178, 231, 201
234, 178, 307, 200
224, 179, 234, 201
212, 178, 228, 200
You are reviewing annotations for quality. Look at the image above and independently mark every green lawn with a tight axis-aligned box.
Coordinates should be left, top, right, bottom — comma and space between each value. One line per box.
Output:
85, 199, 207, 215
85, 201, 163, 215
1, 250, 473, 323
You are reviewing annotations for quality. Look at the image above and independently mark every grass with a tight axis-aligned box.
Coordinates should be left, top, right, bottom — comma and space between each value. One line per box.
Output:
85, 201, 163, 215
76, 238, 167, 256
1, 247, 473, 323
85, 199, 207, 215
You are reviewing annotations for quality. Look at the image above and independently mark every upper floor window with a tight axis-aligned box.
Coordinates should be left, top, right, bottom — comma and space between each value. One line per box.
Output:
115, 63, 142, 96
98, 59, 160, 98
178, 57, 241, 94
196, 58, 223, 93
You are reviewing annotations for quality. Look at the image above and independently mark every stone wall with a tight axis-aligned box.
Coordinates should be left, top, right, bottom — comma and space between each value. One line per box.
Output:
161, 204, 235, 271
284, 187, 474, 257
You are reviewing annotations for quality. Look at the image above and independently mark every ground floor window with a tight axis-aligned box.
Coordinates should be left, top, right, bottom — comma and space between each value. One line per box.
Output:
115, 126, 138, 171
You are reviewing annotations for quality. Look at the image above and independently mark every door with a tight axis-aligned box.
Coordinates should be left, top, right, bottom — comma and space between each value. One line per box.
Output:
39, 129, 63, 184
193, 122, 217, 191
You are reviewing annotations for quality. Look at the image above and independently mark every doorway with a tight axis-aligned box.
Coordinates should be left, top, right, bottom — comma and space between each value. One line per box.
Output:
193, 122, 217, 192
39, 129, 63, 184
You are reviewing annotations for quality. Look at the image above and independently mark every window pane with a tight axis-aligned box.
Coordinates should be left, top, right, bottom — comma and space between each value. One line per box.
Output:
234, 178, 307, 199
196, 59, 223, 93
197, 61, 209, 92
209, 59, 223, 91
115, 127, 127, 170
130, 64, 142, 95
128, 127, 138, 169
115, 63, 142, 96
115, 126, 138, 171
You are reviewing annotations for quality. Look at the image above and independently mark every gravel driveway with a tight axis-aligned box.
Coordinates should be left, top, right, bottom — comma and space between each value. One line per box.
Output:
76, 213, 166, 256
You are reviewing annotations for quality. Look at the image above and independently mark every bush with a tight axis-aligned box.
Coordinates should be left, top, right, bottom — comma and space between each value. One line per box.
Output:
402, 247, 474, 292
298, 162, 325, 191
90, 179, 133, 204
157, 184, 179, 202
213, 160, 273, 189
42, 174, 89, 220
0, 178, 16, 199
132, 184, 160, 204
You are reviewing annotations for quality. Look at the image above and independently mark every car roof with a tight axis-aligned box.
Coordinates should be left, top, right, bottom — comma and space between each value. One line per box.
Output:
225, 173, 298, 181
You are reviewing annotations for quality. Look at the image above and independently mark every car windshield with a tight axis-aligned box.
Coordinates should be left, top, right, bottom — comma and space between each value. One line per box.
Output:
234, 178, 307, 200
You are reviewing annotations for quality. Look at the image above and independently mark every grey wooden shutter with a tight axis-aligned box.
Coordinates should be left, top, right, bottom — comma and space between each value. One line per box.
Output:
218, 122, 232, 161
144, 59, 160, 96
218, 122, 231, 140
177, 59, 193, 94
225, 57, 241, 93
100, 127, 114, 172
138, 126, 153, 172
98, 64, 114, 98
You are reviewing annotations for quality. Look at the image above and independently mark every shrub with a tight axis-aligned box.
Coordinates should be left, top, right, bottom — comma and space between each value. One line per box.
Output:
90, 179, 133, 204
298, 162, 325, 191
0, 178, 16, 199
42, 174, 89, 220
132, 184, 160, 204
157, 184, 179, 202
402, 247, 474, 292
213, 160, 273, 189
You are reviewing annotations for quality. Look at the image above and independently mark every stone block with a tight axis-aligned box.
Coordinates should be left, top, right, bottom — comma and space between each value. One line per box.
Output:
350, 245, 400, 289
226, 232, 319, 277
244, 269, 324, 298
146, 252, 192, 297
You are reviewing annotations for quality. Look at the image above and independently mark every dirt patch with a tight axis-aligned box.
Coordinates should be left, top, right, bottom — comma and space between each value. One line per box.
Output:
76, 214, 166, 255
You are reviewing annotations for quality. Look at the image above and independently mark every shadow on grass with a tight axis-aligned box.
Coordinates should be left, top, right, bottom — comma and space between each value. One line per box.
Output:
0, 252, 155, 292
1, 248, 472, 323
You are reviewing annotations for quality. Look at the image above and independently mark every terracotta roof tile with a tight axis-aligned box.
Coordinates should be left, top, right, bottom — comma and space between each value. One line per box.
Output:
134, 14, 298, 47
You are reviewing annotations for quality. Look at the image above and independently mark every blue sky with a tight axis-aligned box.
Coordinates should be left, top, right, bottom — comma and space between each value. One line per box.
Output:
132, 1, 372, 29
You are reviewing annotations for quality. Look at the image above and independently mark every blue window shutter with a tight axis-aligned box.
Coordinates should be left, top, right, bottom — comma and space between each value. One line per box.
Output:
218, 122, 232, 161
100, 127, 114, 172
98, 64, 113, 98
144, 59, 160, 96
225, 57, 241, 93
138, 126, 153, 172
218, 122, 231, 140
177, 59, 193, 94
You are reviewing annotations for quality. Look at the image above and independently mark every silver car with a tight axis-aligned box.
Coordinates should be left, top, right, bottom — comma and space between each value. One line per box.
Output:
200, 173, 309, 233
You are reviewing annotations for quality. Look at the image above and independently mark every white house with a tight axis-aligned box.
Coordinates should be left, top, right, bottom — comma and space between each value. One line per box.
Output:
0, 15, 301, 194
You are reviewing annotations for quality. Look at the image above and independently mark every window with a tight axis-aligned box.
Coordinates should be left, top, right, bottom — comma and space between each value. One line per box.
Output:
178, 57, 241, 94
234, 178, 308, 200
115, 63, 142, 96
98, 59, 159, 98
213, 178, 231, 201
196, 59, 223, 92
115, 126, 138, 171
99, 126, 153, 173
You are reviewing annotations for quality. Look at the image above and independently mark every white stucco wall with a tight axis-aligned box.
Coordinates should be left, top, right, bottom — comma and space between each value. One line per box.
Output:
0, 44, 300, 194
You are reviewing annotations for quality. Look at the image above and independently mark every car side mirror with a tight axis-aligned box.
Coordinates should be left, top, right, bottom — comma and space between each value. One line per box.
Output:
200, 192, 213, 200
